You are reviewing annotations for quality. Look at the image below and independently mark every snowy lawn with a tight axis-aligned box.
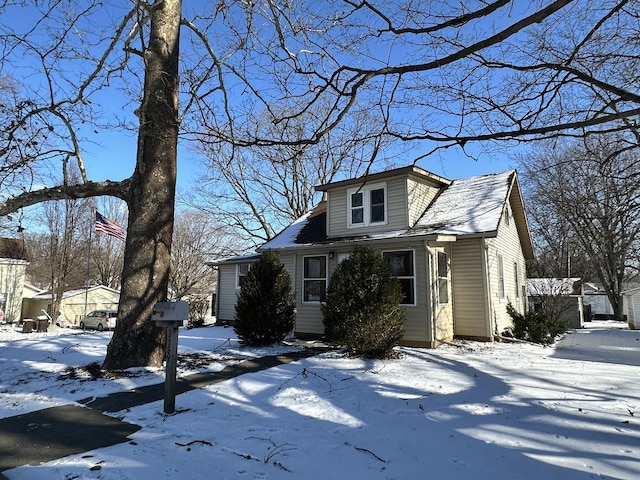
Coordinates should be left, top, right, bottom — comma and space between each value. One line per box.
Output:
1, 321, 639, 479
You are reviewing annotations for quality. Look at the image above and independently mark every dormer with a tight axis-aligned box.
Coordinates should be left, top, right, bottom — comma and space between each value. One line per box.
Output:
315, 166, 451, 239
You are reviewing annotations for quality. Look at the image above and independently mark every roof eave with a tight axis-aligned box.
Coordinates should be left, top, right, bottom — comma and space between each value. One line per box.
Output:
315, 165, 451, 192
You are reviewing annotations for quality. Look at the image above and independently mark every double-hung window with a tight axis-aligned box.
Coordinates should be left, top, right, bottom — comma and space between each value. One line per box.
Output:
350, 191, 364, 224
437, 251, 449, 304
303, 255, 327, 302
236, 263, 250, 289
514, 262, 520, 299
383, 250, 415, 305
348, 183, 387, 227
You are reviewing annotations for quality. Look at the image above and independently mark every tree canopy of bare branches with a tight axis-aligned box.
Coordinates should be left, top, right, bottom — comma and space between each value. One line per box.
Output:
0, 0, 638, 368
519, 133, 640, 320
183, 0, 640, 157
190, 100, 395, 245
169, 209, 242, 300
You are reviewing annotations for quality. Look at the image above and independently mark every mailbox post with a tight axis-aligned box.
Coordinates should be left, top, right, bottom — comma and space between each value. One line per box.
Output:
152, 301, 189, 414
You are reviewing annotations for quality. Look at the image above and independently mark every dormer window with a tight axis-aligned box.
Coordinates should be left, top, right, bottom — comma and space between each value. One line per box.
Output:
348, 183, 387, 227
351, 191, 364, 224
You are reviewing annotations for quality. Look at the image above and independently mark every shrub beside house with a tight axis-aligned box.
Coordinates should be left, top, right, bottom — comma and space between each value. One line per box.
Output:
211, 165, 534, 348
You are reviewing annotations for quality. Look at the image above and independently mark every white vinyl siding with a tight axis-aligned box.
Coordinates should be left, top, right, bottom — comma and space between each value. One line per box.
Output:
216, 263, 241, 322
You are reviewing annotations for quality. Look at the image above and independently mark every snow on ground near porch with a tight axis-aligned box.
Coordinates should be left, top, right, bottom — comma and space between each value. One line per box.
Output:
1, 321, 639, 479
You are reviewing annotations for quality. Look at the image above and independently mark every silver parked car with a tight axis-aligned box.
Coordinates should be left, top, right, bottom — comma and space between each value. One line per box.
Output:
80, 309, 117, 331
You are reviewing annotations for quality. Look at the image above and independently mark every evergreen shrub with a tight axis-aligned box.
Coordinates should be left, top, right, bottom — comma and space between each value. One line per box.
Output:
506, 303, 569, 345
234, 250, 296, 346
322, 245, 405, 358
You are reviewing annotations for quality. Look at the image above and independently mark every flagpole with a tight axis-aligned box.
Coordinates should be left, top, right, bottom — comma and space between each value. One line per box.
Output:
83, 212, 93, 325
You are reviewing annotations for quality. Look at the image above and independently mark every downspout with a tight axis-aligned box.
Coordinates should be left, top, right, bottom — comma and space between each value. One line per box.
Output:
211, 265, 219, 321
482, 239, 495, 342
293, 253, 298, 335
425, 244, 438, 347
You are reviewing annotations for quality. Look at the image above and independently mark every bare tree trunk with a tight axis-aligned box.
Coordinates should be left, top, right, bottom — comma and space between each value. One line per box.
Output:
609, 294, 626, 322
103, 0, 181, 370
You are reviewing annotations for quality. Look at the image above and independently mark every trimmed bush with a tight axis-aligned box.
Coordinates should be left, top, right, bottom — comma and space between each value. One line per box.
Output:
506, 303, 569, 345
234, 250, 296, 346
322, 245, 405, 358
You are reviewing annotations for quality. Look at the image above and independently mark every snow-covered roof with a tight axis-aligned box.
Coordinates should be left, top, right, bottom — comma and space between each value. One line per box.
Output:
31, 285, 120, 300
260, 170, 520, 252
258, 211, 315, 250
207, 253, 261, 266
413, 170, 514, 235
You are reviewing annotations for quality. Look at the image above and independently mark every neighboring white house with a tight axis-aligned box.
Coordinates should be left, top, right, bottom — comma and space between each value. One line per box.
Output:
0, 237, 29, 324
212, 165, 535, 347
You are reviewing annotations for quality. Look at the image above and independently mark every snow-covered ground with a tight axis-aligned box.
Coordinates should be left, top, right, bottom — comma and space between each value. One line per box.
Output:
1, 321, 639, 479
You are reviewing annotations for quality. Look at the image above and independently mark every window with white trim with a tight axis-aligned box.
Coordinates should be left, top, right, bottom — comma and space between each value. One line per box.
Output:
303, 255, 327, 302
498, 255, 505, 299
383, 250, 415, 305
337, 253, 351, 263
514, 262, 520, 298
236, 263, 250, 289
437, 251, 449, 304
348, 183, 387, 227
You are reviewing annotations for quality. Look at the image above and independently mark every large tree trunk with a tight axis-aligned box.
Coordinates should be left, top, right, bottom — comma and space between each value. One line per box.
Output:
103, 0, 181, 370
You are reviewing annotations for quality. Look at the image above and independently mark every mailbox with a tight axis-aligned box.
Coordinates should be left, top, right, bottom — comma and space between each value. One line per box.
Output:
152, 301, 189, 325
152, 301, 189, 414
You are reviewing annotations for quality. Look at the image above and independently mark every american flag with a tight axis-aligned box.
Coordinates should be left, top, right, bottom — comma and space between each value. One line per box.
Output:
95, 211, 126, 241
